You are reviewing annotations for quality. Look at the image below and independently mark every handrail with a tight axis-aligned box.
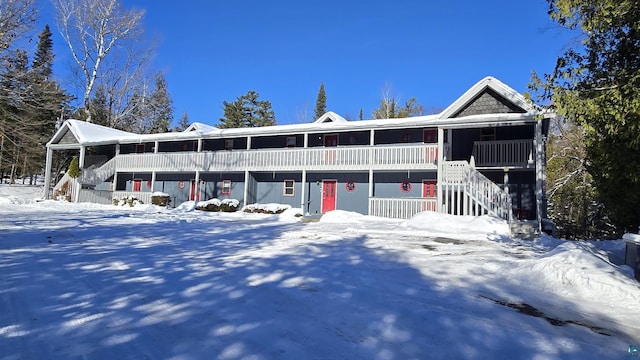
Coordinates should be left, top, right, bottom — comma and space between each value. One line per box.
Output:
472, 139, 533, 167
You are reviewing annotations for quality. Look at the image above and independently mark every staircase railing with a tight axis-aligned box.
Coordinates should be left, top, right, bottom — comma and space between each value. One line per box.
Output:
80, 157, 118, 185
441, 160, 512, 221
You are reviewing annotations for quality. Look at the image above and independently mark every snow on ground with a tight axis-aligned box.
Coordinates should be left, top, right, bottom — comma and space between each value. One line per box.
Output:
1, 185, 639, 359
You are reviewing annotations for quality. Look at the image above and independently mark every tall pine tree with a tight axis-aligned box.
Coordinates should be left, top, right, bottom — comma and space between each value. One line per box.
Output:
148, 72, 173, 133
219, 91, 275, 128
314, 82, 326, 120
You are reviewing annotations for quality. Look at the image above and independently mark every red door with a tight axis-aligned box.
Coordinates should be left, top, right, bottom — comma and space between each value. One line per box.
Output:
324, 134, 338, 164
322, 180, 337, 213
190, 180, 200, 201
324, 135, 338, 147
422, 180, 437, 211
422, 180, 437, 198
133, 179, 142, 192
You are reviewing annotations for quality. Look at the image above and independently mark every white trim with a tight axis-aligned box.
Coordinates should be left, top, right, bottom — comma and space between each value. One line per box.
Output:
440, 76, 536, 119
283, 179, 295, 197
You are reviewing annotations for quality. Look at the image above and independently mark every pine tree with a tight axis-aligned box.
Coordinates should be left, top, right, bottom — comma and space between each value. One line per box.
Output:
90, 85, 111, 127
532, 0, 640, 234
148, 72, 173, 133
219, 91, 276, 128
173, 111, 190, 131
32, 25, 53, 79
314, 82, 326, 120
359, 108, 363, 120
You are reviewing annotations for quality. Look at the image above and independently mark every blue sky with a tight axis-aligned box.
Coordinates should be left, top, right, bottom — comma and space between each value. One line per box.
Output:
37, 1, 575, 127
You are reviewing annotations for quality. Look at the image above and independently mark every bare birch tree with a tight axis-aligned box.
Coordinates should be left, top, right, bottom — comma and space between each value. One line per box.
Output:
0, 0, 36, 54
53, 0, 147, 123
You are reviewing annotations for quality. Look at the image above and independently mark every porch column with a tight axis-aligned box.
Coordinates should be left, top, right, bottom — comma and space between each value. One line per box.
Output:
155, 141, 159, 153
43, 147, 53, 199
75, 146, 86, 203
247, 136, 252, 150
535, 119, 544, 229
303, 133, 308, 148
197, 139, 202, 152
369, 129, 375, 145
151, 171, 156, 192
368, 169, 373, 215
301, 169, 307, 214
243, 170, 250, 208
194, 171, 200, 201
436, 127, 444, 213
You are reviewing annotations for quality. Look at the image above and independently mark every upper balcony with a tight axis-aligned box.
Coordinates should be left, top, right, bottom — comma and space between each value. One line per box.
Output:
111, 143, 442, 173
471, 139, 534, 168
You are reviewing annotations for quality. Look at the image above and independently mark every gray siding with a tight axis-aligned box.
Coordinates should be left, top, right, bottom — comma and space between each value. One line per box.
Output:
453, 88, 525, 118
374, 172, 435, 199
305, 172, 369, 215
252, 172, 302, 208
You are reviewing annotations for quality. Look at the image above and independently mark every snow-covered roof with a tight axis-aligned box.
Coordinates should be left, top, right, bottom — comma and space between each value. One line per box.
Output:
313, 111, 348, 124
440, 76, 536, 118
47, 77, 548, 148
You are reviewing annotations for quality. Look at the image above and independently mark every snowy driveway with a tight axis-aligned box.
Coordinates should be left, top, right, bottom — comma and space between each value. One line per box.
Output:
1, 201, 638, 359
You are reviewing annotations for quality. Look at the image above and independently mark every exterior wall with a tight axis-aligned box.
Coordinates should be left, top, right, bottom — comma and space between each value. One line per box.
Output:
120, 142, 154, 154
153, 173, 196, 205
305, 172, 370, 215
203, 138, 248, 151
452, 125, 535, 161
251, 135, 303, 149
251, 172, 302, 207
375, 128, 428, 145
482, 170, 536, 220
306, 131, 369, 147
199, 172, 245, 202
452, 88, 525, 117
116, 172, 152, 192
157, 140, 197, 153
373, 171, 436, 199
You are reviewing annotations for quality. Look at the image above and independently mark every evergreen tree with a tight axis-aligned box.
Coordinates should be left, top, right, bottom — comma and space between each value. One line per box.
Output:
219, 91, 276, 128
32, 25, 53, 79
148, 72, 173, 133
90, 85, 111, 127
359, 108, 363, 120
532, 0, 640, 234
68, 156, 81, 178
314, 82, 326, 120
173, 111, 190, 131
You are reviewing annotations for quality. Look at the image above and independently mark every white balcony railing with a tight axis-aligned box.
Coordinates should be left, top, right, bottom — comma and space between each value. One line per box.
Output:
472, 139, 533, 167
369, 197, 437, 219
107, 144, 440, 174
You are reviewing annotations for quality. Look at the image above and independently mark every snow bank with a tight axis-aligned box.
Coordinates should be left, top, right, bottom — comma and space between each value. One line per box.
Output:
0, 185, 43, 205
511, 242, 640, 310
318, 210, 370, 224
400, 211, 510, 239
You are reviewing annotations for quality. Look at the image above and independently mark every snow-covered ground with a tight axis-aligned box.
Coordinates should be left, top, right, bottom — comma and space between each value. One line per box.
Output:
1, 184, 639, 359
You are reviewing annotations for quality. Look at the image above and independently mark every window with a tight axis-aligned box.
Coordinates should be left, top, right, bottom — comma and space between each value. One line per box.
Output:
286, 136, 297, 148
480, 128, 496, 141
225, 139, 234, 151
402, 132, 413, 143
221, 179, 231, 195
283, 180, 295, 196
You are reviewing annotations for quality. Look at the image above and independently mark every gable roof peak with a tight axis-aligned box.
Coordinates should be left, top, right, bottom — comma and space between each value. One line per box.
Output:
440, 76, 536, 119
314, 111, 348, 124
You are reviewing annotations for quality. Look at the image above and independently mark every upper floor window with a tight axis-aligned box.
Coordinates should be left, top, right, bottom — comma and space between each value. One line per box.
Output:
225, 139, 234, 151
480, 128, 496, 141
286, 136, 297, 148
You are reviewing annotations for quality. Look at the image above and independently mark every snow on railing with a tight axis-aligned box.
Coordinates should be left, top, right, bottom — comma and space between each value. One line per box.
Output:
472, 139, 533, 167
369, 197, 437, 219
